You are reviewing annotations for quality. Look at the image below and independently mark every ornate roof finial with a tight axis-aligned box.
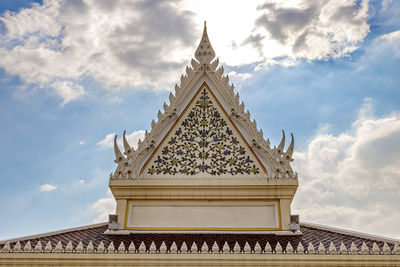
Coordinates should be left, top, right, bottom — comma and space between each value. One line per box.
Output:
195, 21, 215, 64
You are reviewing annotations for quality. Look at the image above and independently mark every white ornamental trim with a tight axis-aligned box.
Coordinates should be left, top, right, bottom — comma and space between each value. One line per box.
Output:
2, 240, 399, 255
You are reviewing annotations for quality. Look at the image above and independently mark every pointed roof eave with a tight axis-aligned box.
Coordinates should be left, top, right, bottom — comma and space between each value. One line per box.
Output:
195, 21, 216, 65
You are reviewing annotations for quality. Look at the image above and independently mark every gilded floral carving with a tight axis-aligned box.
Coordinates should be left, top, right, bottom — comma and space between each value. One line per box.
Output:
148, 87, 260, 176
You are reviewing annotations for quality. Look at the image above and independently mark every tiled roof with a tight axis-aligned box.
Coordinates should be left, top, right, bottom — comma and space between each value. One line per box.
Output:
1, 222, 398, 253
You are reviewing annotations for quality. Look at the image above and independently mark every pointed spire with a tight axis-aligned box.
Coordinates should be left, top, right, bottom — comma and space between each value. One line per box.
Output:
233, 242, 241, 253
122, 130, 132, 156
243, 242, 251, 253
180, 241, 188, 254
2, 241, 11, 253
339, 242, 347, 254
87, 241, 94, 253
307, 242, 315, 254
211, 241, 219, 253
277, 130, 285, 154
190, 242, 198, 254
138, 242, 146, 253
65, 241, 73, 253
159, 242, 167, 254
149, 241, 157, 254
350, 242, 358, 254
264, 242, 272, 254
114, 135, 125, 163
286, 242, 294, 254
54, 241, 62, 253
382, 242, 391, 255
34, 241, 42, 253
285, 133, 294, 161
170, 241, 178, 253
254, 242, 262, 254
118, 242, 126, 254
296, 242, 304, 254
97, 241, 105, 253
195, 21, 215, 65
275, 242, 283, 254
361, 242, 369, 255
394, 242, 400, 255
23, 241, 32, 253
222, 242, 230, 253
328, 242, 337, 254
372, 242, 380, 255
107, 241, 115, 254
128, 241, 136, 254
13, 241, 21, 252
76, 241, 84, 253
44, 241, 52, 253
318, 242, 326, 254
201, 241, 208, 253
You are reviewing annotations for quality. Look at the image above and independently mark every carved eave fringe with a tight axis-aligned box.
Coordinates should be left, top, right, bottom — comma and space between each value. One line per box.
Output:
110, 24, 297, 180
2, 241, 400, 255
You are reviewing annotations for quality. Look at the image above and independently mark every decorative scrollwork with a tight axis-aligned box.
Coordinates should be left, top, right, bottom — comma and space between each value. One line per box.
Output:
147, 87, 260, 176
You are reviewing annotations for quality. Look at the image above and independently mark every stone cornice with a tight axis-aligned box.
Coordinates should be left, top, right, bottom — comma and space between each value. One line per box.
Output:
109, 178, 298, 200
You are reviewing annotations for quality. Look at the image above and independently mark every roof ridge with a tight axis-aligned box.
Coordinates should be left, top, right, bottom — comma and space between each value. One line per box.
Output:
301, 221, 400, 244
0, 222, 107, 244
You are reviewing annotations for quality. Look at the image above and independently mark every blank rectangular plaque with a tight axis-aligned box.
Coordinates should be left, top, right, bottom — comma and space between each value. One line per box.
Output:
125, 201, 280, 230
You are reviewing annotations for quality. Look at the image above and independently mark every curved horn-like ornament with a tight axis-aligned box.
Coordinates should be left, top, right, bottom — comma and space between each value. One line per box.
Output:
122, 130, 132, 155
114, 135, 125, 163
285, 133, 294, 161
277, 130, 285, 154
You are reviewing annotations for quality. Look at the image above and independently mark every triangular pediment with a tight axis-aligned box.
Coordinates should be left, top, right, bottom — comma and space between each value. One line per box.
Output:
111, 22, 296, 180
140, 82, 267, 178
108, 22, 298, 235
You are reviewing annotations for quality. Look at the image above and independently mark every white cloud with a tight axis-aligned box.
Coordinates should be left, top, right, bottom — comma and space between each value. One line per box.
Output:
380, 29, 400, 42
89, 190, 116, 223
79, 141, 85, 145
0, 0, 372, 103
244, 0, 370, 64
51, 81, 86, 106
292, 99, 400, 238
97, 130, 145, 149
0, 0, 197, 103
184, 0, 370, 67
378, 30, 400, 57
97, 133, 115, 148
0, 1, 62, 39
227, 71, 253, 91
182, 0, 265, 66
39, 184, 57, 192
227, 71, 252, 81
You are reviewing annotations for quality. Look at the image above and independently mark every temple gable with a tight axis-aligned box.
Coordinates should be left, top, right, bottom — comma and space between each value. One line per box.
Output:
141, 83, 266, 178
110, 22, 296, 180
108, 22, 299, 232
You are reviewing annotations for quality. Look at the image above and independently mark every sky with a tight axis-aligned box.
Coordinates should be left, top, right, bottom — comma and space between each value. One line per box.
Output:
0, 0, 399, 240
